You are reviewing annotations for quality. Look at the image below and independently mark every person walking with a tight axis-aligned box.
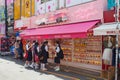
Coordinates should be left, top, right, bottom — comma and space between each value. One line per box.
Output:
54, 41, 64, 71
24, 40, 33, 68
40, 41, 49, 71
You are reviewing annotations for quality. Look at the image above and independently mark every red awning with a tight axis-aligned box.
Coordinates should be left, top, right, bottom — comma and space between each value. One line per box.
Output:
20, 21, 99, 39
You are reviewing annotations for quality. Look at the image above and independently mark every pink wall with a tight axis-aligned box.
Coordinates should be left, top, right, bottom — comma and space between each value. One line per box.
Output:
15, 0, 105, 29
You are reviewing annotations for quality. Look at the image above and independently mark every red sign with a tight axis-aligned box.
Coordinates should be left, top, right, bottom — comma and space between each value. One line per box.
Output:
104, 9, 120, 23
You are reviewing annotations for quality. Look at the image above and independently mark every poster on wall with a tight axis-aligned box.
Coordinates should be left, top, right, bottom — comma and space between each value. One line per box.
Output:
7, 0, 14, 28
37, 3, 46, 15
59, 0, 65, 9
24, 0, 31, 17
35, 0, 41, 15
66, 0, 93, 7
22, 0, 35, 17
0, 0, 5, 6
0, 7, 5, 23
14, 0, 21, 20
45, 0, 58, 13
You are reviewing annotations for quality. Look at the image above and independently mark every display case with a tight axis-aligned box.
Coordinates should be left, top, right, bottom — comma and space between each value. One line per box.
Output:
61, 39, 73, 62
86, 35, 102, 65
48, 40, 56, 59
73, 35, 102, 66
73, 38, 87, 63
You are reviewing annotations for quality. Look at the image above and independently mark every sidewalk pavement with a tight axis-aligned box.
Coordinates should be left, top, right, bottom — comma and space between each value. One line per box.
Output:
0, 55, 104, 80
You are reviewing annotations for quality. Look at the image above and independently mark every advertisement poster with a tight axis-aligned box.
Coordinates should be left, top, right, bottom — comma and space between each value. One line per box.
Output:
0, 7, 5, 23
14, 0, 21, 20
7, 0, 14, 27
24, 0, 31, 17
45, 0, 57, 13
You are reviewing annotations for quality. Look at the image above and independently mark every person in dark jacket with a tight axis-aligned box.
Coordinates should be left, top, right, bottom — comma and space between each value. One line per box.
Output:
19, 40, 24, 60
40, 41, 49, 71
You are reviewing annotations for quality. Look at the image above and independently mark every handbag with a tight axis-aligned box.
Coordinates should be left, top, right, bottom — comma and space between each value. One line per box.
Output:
35, 54, 39, 62
24, 52, 28, 59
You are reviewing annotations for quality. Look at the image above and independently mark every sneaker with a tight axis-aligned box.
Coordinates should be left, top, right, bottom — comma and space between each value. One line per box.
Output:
55, 68, 60, 71
29, 64, 34, 69
42, 68, 47, 71
35, 64, 39, 70
54, 66, 57, 69
24, 64, 29, 68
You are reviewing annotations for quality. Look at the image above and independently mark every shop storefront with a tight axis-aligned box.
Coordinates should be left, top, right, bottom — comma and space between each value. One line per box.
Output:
20, 20, 102, 70
18, 0, 107, 71
93, 22, 120, 79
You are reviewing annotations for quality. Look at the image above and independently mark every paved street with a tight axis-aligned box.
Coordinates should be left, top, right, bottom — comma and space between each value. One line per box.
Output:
0, 56, 103, 80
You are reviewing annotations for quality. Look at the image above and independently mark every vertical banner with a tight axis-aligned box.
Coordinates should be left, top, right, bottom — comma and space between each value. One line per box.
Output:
14, 0, 21, 20
46, 0, 57, 13
7, 0, 14, 27
59, 0, 65, 9
32, 0, 35, 16
35, 0, 41, 15
24, 0, 31, 17
21, 0, 25, 17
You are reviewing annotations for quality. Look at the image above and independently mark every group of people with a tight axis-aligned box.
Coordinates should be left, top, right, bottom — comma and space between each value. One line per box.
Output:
24, 40, 64, 71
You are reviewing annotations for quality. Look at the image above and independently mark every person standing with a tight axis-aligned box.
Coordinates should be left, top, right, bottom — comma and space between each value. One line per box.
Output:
14, 40, 20, 59
19, 40, 24, 60
34, 42, 40, 70
40, 41, 49, 71
29, 40, 36, 68
54, 41, 64, 71
24, 40, 32, 68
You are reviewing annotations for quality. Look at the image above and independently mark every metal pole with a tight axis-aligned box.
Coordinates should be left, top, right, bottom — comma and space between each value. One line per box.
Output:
115, 0, 119, 80
5, 0, 8, 36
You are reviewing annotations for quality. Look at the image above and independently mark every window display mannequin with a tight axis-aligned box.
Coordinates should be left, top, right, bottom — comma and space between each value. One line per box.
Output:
102, 36, 113, 70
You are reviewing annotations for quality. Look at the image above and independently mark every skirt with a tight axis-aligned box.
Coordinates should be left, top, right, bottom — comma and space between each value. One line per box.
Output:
102, 48, 112, 64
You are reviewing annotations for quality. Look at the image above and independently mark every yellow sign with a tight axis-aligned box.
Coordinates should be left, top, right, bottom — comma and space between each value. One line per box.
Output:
32, 0, 35, 16
24, 0, 31, 17
14, 0, 21, 20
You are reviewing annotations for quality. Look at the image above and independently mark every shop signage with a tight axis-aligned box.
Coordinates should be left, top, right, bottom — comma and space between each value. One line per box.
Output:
29, 0, 104, 28
35, 12, 68, 25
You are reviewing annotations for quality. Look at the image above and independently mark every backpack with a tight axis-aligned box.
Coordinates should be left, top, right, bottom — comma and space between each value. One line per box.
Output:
38, 50, 43, 57
59, 50, 64, 59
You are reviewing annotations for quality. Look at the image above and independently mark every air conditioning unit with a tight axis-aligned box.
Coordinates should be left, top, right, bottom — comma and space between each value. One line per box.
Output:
56, 16, 68, 23
35, 18, 47, 25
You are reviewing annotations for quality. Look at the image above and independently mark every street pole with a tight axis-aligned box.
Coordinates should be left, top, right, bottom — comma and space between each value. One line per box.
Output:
115, 0, 119, 80
5, 0, 8, 36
